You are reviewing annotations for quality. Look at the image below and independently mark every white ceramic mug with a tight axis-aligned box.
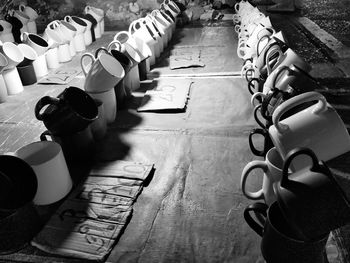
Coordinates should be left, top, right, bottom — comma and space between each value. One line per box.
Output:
0, 53, 8, 102
64, 16, 87, 52
84, 6, 103, 38
17, 43, 37, 67
241, 147, 289, 205
81, 52, 125, 93
19, 4, 38, 34
87, 89, 117, 124
79, 17, 93, 46
20, 32, 49, 56
269, 91, 350, 171
32, 53, 48, 78
3, 67, 23, 95
14, 141, 73, 205
45, 47, 60, 69
12, 10, 30, 34
0, 42, 24, 70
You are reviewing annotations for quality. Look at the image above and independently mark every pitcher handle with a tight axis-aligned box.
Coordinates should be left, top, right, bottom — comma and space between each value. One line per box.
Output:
281, 147, 320, 187
272, 91, 327, 133
80, 52, 95, 76
256, 34, 270, 56
35, 96, 61, 121
243, 202, 268, 237
48, 20, 59, 30
248, 78, 260, 95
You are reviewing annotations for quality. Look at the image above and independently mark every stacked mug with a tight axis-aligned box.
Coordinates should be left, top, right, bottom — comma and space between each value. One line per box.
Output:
234, 1, 350, 262
34, 86, 103, 161
78, 0, 180, 122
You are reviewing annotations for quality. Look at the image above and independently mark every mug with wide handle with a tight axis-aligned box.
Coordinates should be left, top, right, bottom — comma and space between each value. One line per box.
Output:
241, 147, 289, 205
81, 52, 125, 93
275, 147, 350, 240
20, 32, 49, 56
269, 91, 350, 171
244, 202, 329, 263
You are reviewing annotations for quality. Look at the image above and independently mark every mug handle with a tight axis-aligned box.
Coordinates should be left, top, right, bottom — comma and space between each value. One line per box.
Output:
95, 47, 109, 58
34, 96, 61, 121
270, 65, 291, 90
114, 31, 129, 45
248, 78, 260, 95
256, 34, 271, 57
265, 45, 283, 76
243, 202, 268, 237
19, 4, 26, 12
253, 104, 267, 129
48, 20, 59, 30
256, 27, 275, 41
281, 147, 319, 188
64, 15, 72, 23
248, 128, 268, 157
80, 52, 95, 76
251, 92, 265, 107
272, 91, 327, 133
108, 40, 122, 52
20, 31, 29, 43
40, 130, 53, 141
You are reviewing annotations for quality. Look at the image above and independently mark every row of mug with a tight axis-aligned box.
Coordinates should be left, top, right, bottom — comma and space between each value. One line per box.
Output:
77, 1, 182, 124
234, 1, 350, 262
0, 5, 107, 104
32, 1, 183, 156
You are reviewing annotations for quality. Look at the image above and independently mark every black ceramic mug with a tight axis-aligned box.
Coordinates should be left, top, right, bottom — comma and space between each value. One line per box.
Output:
244, 202, 329, 263
274, 147, 350, 240
40, 126, 96, 162
35, 86, 98, 135
17, 64, 37, 86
